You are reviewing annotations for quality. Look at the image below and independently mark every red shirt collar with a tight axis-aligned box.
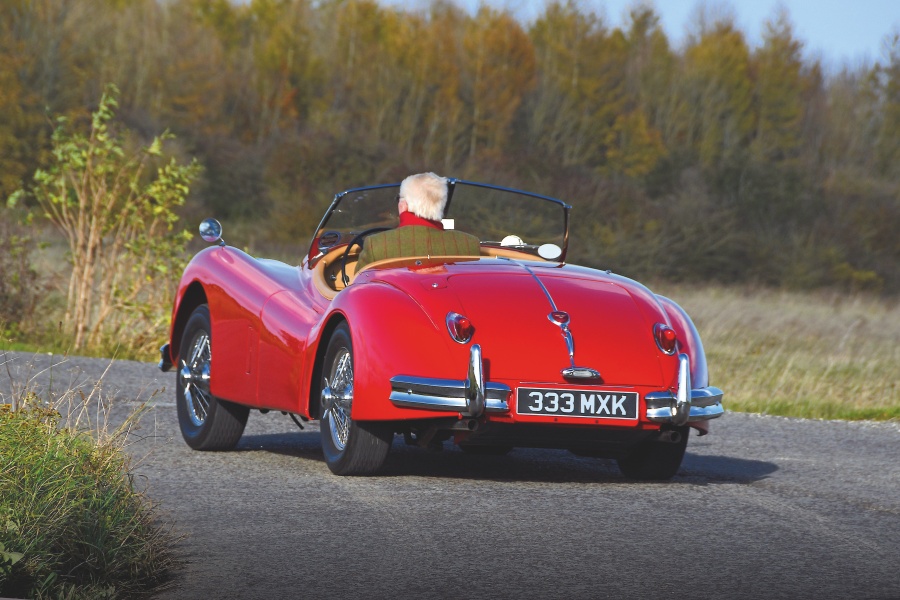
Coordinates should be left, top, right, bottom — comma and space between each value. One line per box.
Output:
399, 211, 444, 230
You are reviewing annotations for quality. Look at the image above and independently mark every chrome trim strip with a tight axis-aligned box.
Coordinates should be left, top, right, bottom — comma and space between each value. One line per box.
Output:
501, 257, 601, 378
497, 256, 558, 309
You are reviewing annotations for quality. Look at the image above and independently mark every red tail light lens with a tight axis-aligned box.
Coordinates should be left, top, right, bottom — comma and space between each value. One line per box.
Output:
446, 312, 475, 344
654, 323, 677, 355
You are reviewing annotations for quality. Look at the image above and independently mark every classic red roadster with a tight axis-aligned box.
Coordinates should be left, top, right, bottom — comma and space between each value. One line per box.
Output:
160, 180, 724, 478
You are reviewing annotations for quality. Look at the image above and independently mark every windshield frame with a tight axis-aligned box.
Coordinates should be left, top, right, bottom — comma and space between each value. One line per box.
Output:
307, 179, 571, 264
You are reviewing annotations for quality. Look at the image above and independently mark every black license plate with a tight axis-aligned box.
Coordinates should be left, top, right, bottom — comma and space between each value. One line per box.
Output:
516, 388, 639, 420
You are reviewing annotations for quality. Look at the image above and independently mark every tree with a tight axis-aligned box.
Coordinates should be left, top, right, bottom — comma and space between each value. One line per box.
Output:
874, 31, 900, 179
462, 6, 535, 160
529, 1, 622, 168
682, 16, 754, 173
8, 85, 201, 352
751, 9, 805, 164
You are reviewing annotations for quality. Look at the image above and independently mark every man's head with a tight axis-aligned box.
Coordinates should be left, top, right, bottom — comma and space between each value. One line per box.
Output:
398, 172, 448, 221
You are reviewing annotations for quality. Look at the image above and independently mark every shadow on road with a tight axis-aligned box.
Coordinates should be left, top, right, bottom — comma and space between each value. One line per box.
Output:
681, 453, 779, 483
235, 431, 778, 485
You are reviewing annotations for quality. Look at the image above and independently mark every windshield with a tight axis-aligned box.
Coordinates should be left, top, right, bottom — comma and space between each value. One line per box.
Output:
308, 180, 570, 262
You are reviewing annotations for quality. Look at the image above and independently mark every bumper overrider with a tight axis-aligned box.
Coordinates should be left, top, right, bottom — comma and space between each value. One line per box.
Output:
389, 346, 724, 424
159, 343, 173, 372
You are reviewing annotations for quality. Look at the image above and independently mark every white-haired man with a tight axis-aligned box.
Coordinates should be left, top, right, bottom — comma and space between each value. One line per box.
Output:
355, 173, 481, 272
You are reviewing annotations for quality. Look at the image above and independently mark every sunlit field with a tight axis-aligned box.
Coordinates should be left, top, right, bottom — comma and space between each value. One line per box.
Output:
659, 285, 900, 420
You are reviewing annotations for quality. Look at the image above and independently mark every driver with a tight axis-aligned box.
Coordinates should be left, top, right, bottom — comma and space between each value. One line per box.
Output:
354, 172, 481, 272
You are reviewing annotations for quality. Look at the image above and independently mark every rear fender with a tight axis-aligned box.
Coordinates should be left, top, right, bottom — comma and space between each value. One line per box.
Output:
312, 282, 462, 421
657, 295, 709, 388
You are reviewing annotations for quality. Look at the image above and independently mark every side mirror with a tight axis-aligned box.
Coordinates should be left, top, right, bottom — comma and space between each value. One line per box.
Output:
538, 244, 562, 260
199, 218, 224, 245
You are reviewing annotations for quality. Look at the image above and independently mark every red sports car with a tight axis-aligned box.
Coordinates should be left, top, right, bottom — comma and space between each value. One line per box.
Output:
160, 180, 724, 478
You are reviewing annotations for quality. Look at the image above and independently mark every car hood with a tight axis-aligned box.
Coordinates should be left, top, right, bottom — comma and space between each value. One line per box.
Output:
367, 258, 668, 386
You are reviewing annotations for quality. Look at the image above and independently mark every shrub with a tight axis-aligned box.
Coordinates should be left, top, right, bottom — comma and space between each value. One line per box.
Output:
0, 215, 39, 336
8, 84, 201, 355
0, 374, 175, 598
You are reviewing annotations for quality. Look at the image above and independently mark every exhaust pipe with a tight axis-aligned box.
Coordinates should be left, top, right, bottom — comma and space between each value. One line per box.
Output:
657, 430, 682, 444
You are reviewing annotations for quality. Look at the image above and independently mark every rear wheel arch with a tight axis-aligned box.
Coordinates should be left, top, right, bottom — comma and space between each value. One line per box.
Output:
308, 313, 348, 420
171, 281, 208, 362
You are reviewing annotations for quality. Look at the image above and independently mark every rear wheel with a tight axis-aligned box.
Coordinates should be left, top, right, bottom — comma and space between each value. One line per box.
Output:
616, 427, 689, 481
176, 305, 249, 450
320, 323, 392, 475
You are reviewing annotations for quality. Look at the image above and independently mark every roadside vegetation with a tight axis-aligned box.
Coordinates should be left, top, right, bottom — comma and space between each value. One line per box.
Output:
664, 285, 900, 420
0, 363, 175, 598
0, 0, 898, 420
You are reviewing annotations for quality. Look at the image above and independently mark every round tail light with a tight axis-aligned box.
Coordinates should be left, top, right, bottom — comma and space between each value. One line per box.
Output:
447, 312, 475, 344
654, 323, 678, 355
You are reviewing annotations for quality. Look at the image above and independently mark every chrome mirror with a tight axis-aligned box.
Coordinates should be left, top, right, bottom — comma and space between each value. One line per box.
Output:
199, 218, 224, 245
538, 243, 562, 260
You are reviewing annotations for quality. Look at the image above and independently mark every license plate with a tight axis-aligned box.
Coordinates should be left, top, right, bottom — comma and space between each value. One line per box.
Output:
516, 388, 639, 420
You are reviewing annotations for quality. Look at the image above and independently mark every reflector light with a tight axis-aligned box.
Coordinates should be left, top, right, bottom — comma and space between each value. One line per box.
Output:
446, 312, 475, 344
654, 323, 678, 355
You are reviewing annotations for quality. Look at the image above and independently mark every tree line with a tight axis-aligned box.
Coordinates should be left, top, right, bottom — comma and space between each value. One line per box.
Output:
2, 0, 899, 293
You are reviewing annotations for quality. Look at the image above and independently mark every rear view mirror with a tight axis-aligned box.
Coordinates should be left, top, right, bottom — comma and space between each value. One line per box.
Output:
538, 244, 562, 260
199, 218, 223, 245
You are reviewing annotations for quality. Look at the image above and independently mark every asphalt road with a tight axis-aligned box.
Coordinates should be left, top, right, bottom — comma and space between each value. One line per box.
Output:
2, 351, 899, 600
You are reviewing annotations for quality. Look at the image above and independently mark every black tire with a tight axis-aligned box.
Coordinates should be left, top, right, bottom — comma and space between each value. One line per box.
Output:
459, 444, 513, 456
320, 322, 392, 475
616, 427, 689, 481
176, 305, 249, 450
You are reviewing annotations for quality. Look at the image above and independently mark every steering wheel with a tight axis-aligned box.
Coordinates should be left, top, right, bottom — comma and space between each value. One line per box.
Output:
340, 227, 391, 286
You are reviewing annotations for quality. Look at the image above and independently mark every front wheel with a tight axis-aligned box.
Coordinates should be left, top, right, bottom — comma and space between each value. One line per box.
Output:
176, 305, 249, 450
616, 427, 689, 481
320, 322, 392, 475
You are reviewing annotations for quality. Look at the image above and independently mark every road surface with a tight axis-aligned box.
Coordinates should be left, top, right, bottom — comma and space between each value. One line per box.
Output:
2, 351, 898, 599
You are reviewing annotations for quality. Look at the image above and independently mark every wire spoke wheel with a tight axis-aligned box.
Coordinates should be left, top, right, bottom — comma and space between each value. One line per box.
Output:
181, 331, 212, 427
319, 323, 392, 475
176, 305, 248, 451
324, 349, 353, 450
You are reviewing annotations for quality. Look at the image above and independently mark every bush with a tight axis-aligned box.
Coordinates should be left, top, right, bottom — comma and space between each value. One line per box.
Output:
0, 215, 39, 336
8, 84, 201, 354
0, 383, 175, 598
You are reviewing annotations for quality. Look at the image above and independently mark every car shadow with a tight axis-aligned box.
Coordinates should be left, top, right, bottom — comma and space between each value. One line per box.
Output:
236, 431, 778, 485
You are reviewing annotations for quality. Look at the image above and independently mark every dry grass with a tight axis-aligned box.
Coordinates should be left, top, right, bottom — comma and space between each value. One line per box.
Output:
0, 355, 176, 599
658, 285, 900, 420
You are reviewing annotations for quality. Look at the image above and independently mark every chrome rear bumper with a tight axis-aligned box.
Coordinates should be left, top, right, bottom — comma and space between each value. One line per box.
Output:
644, 387, 724, 423
389, 349, 723, 424
390, 345, 509, 417
644, 353, 724, 424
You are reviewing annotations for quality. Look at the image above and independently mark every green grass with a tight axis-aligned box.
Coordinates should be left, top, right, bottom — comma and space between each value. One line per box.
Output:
0, 383, 175, 598
659, 285, 900, 421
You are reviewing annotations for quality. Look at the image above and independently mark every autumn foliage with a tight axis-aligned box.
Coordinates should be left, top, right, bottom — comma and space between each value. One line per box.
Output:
1, 0, 899, 294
